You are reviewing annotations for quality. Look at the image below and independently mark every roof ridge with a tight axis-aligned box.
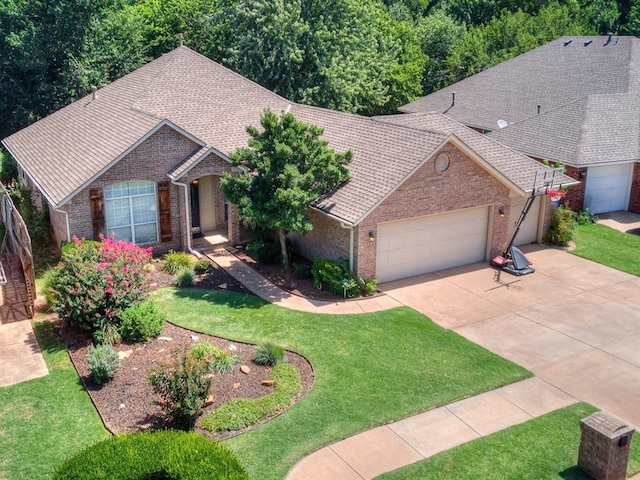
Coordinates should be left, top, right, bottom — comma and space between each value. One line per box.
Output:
575, 95, 594, 163
131, 48, 184, 113
372, 112, 450, 136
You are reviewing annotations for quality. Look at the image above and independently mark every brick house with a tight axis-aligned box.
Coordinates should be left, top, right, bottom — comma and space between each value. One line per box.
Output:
2, 47, 573, 283
401, 35, 640, 215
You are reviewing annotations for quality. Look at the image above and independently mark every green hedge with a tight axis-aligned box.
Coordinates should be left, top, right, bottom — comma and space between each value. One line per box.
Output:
200, 363, 301, 433
53, 430, 248, 480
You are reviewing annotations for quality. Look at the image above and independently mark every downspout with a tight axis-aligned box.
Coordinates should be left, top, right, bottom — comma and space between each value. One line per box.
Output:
52, 206, 71, 244
171, 178, 202, 259
340, 222, 354, 272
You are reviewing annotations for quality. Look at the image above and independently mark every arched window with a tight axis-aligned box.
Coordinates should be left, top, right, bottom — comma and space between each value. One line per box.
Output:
104, 181, 158, 244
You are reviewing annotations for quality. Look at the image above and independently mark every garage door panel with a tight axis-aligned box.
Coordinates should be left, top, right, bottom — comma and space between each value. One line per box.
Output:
376, 206, 489, 282
585, 164, 632, 214
508, 196, 541, 246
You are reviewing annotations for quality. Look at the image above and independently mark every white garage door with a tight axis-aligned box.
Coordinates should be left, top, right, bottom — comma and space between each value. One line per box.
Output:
507, 196, 541, 246
585, 164, 632, 214
376, 206, 489, 282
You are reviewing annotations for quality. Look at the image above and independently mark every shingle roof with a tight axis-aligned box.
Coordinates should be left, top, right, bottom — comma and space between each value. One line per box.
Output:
372, 113, 575, 193
400, 36, 640, 131
488, 94, 640, 166
3, 46, 562, 225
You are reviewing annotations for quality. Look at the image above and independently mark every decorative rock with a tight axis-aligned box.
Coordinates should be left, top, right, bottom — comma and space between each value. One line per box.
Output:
218, 283, 227, 290
228, 344, 237, 351
190, 335, 199, 342
117, 350, 133, 360
157, 336, 172, 342
132, 367, 139, 371
204, 394, 214, 407
233, 383, 240, 389
240, 365, 250, 374
119, 403, 126, 409
261, 379, 275, 387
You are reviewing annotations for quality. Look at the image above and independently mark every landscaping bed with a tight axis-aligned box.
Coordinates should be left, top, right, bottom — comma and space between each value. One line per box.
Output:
65, 321, 314, 440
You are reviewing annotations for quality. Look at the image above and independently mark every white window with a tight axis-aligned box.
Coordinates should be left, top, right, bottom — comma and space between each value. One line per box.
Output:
104, 181, 158, 244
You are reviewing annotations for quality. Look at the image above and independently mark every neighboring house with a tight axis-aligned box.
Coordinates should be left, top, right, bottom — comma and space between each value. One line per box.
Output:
2, 47, 573, 283
400, 35, 640, 215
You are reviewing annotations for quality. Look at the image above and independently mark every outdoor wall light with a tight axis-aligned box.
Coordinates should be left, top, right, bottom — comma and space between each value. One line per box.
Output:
368, 231, 376, 242
579, 171, 587, 179
498, 207, 506, 218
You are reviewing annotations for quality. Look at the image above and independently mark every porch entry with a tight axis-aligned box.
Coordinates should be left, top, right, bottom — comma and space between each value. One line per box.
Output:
190, 175, 228, 241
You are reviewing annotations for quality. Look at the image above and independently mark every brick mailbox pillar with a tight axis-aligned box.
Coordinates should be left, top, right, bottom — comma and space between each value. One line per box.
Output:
578, 411, 635, 480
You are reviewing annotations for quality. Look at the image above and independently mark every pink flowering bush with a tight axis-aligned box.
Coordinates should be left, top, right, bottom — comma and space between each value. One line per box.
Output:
49, 236, 154, 334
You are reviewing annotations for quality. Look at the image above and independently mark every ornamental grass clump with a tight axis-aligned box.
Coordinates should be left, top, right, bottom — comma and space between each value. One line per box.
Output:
189, 342, 239, 374
162, 250, 195, 274
253, 342, 286, 366
48, 236, 153, 333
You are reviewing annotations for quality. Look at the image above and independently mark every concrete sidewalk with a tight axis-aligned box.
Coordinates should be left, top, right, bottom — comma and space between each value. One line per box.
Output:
286, 377, 577, 480
0, 319, 48, 387
206, 249, 403, 314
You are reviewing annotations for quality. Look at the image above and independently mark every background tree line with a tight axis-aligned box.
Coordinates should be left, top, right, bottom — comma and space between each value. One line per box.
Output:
2, 0, 640, 144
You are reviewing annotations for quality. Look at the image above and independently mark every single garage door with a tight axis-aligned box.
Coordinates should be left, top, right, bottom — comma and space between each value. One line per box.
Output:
507, 196, 541, 246
584, 164, 632, 214
376, 206, 489, 282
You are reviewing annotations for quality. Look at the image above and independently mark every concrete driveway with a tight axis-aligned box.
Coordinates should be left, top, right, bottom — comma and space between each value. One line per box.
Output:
380, 246, 640, 428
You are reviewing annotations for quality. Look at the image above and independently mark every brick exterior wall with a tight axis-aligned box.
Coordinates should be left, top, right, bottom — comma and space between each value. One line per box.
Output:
355, 144, 511, 278
629, 162, 640, 214
181, 153, 241, 243
290, 209, 350, 263
562, 164, 587, 211
64, 125, 200, 255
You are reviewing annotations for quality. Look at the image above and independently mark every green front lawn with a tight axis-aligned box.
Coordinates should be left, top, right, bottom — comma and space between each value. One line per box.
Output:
0, 321, 108, 480
572, 223, 640, 276
377, 403, 640, 480
153, 288, 531, 480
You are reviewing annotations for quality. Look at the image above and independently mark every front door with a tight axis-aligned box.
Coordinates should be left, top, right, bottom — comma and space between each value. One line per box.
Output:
190, 181, 200, 235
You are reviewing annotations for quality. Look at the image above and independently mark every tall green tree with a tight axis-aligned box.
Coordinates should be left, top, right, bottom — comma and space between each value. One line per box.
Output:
213, 0, 425, 115
0, 0, 117, 139
220, 109, 352, 269
445, 2, 593, 84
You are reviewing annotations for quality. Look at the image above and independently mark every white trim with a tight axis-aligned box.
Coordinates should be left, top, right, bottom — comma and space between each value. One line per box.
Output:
53, 119, 206, 208
52, 206, 71, 244
171, 177, 201, 258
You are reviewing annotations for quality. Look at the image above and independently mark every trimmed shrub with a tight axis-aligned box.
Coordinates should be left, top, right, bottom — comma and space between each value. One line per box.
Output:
52, 430, 249, 480
253, 342, 286, 366
247, 239, 281, 264
118, 301, 165, 342
92, 322, 121, 346
200, 363, 301, 433
577, 208, 596, 225
292, 262, 312, 279
149, 351, 212, 430
162, 250, 195, 275
358, 276, 378, 296
48, 237, 153, 331
544, 206, 577, 246
194, 259, 211, 274
189, 342, 239, 375
87, 344, 121, 384
311, 258, 359, 297
175, 269, 195, 287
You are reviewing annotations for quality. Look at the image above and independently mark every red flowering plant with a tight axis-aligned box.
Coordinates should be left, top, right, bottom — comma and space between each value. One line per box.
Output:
49, 236, 154, 335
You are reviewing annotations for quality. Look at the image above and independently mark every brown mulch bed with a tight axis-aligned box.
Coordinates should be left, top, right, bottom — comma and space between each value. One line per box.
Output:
66, 322, 314, 440
63, 261, 314, 440
226, 246, 380, 301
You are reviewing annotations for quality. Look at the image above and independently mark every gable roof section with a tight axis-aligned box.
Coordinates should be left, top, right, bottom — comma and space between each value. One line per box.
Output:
488, 94, 640, 166
3, 46, 568, 226
2, 47, 288, 207
400, 36, 640, 131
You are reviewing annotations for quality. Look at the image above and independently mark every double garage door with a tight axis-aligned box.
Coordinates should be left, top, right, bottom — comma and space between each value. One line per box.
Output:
584, 164, 632, 214
376, 206, 489, 283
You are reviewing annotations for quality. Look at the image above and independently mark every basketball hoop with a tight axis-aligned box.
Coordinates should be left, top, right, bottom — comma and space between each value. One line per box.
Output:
546, 188, 566, 205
